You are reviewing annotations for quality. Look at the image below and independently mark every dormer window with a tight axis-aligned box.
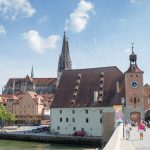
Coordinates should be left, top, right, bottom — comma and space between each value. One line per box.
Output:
78, 73, 81, 79
73, 92, 77, 98
76, 79, 80, 85
100, 80, 104, 84
70, 99, 75, 105
74, 86, 79, 91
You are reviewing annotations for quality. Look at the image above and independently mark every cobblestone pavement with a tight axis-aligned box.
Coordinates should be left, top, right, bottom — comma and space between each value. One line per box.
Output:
120, 127, 150, 150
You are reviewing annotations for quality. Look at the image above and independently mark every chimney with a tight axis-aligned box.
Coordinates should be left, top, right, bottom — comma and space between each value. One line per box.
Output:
116, 81, 120, 93
94, 91, 98, 102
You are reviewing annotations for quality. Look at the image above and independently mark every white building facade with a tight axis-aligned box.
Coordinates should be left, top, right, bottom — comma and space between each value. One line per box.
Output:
51, 107, 114, 136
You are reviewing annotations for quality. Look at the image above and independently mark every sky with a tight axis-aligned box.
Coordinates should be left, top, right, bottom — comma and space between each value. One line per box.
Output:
0, 0, 150, 93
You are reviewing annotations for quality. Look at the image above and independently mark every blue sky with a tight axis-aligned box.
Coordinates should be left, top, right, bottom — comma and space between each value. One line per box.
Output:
0, 0, 150, 92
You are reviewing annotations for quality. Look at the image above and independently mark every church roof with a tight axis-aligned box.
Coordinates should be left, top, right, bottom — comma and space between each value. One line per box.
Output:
52, 66, 124, 108
5, 77, 56, 87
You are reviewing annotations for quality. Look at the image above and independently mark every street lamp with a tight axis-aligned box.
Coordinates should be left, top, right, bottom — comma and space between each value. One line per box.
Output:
121, 97, 125, 139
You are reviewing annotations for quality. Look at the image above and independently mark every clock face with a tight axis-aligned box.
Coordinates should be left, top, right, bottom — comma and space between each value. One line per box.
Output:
131, 80, 138, 88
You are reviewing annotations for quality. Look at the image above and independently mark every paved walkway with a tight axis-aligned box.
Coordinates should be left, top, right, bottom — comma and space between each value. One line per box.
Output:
104, 125, 150, 150
120, 126, 150, 150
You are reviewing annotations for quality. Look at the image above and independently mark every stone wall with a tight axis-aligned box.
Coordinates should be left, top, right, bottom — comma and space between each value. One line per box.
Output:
0, 133, 102, 147
102, 112, 115, 142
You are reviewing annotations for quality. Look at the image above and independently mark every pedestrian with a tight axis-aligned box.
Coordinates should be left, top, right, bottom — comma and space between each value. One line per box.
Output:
138, 120, 145, 140
125, 121, 131, 140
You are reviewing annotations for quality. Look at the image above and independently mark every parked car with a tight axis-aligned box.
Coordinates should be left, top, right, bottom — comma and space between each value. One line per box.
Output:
72, 131, 86, 137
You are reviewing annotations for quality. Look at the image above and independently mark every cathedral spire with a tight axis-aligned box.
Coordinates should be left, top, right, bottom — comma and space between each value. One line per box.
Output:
57, 32, 72, 87
57, 31, 72, 73
31, 65, 34, 78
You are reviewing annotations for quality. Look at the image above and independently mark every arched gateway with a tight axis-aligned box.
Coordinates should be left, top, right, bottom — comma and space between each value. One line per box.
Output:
145, 109, 150, 121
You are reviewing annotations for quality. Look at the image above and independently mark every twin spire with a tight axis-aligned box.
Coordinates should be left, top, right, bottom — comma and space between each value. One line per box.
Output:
58, 31, 72, 73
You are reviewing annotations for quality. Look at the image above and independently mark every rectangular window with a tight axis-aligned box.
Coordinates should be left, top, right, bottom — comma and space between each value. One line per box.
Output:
72, 110, 75, 114
66, 118, 69, 122
85, 109, 88, 114
81, 128, 84, 131
60, 118, 62, 122
73, 127, 76, 131
100, 118, 102, 123
86, 118, 89, 123
60, 110, 62, 113
100, 110, 102, 114
57, 126, 60, 130
72, 118, 75, 122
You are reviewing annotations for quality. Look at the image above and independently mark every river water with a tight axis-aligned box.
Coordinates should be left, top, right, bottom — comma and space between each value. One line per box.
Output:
0, 140, 96, 150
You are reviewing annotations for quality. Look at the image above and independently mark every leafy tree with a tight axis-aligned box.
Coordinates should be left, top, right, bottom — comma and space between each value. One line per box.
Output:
0, 104, 16, 126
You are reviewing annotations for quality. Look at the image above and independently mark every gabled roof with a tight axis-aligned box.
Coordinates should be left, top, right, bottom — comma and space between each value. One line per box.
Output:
13, 91, 44, 105
125, 64, 143, 73
52, 66, 124, 108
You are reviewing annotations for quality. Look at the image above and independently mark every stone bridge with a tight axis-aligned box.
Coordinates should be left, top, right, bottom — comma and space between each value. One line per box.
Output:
103, 124, 150, 150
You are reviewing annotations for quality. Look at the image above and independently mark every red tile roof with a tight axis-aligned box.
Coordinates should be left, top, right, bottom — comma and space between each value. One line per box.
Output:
52, 66, 124, 108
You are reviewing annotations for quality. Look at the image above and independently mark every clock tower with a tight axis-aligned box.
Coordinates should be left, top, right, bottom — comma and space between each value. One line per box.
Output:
124, 44, 144, 122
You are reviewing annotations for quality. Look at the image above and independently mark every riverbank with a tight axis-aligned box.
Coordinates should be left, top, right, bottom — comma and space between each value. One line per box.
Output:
0, 126, 102, 147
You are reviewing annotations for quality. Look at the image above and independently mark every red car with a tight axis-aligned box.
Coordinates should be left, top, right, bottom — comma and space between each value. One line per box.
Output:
72, 131, 86, 136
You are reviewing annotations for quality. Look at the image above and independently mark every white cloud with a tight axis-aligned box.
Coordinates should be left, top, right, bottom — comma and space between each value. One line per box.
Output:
38, 15, 49, 24
0, 0, 36, 19
65, 0, 95, 33
0, 25, 6, 36
23, 30, 60, 53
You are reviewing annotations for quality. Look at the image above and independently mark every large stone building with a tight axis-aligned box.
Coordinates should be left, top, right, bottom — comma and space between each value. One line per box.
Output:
51, 42, 150, 140
2, 70, 56, 95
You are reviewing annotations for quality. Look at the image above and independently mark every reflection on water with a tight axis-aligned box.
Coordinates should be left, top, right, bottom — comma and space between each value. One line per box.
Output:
0, 140, 96, 150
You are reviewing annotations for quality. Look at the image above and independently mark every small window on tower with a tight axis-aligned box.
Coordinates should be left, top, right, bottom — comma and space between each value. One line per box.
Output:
130, 75, 133, 78
136, 74, 138, 77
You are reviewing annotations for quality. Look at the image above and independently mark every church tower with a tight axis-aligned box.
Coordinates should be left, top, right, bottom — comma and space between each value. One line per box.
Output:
124, 44, 144, 122
31, 65, 34, 78
57, 32, 72, 87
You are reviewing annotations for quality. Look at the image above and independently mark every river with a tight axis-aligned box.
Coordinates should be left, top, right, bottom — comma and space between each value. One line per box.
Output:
0, 140, 96, 150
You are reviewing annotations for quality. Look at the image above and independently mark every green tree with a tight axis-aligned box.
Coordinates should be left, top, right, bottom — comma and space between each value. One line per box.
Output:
0, 104, 16, 126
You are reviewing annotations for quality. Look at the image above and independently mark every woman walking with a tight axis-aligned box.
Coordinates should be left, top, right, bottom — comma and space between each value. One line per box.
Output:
138, 120, 145, 140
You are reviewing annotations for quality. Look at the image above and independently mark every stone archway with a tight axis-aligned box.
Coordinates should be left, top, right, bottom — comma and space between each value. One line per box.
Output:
145, 109, 150, 121
130, 112, 141, 122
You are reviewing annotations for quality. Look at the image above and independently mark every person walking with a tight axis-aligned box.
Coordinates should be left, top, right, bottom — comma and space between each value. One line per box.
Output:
125, 121, 131, 140
138, 120, 145, 140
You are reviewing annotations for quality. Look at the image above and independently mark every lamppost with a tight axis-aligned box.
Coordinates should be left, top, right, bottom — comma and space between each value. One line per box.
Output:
121, 97, 125, 139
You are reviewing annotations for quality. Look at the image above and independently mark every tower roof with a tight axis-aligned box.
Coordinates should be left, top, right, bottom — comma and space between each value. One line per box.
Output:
31, 65, 34, 78
129, 43, 137, 63
58, 32, 72, 73
125, 43, 143, 73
